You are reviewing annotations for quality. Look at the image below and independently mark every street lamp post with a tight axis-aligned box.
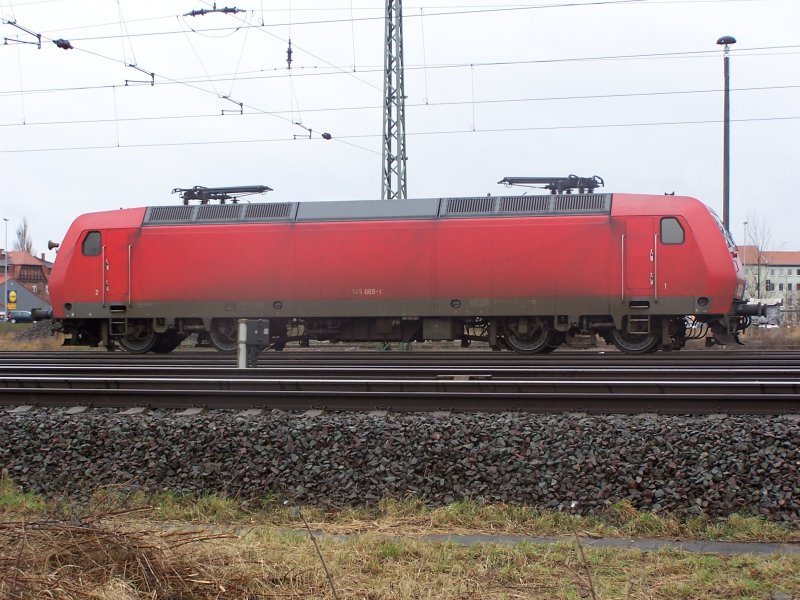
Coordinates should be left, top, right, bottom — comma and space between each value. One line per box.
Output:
3, 218, 8, 323
717, 35, 736, 232
742, 219, 751, 294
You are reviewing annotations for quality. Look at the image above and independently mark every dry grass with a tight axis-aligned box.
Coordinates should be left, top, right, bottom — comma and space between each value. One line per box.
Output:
0, 512, 250, 599
2, 482, 800, 599
0, 324, 66, 351
2, 512, 799, 600
287, 498, 800, 544
50, 487, 800, 543
738, 324, 800, 349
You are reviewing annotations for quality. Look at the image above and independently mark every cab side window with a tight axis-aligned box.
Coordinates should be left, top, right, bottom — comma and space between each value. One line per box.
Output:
82, 231, 101, 256
660, 217, 684, 245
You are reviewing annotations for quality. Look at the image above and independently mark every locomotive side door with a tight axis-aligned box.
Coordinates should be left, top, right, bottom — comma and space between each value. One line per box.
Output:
623, 217, 655, 298
102, 228, 135, 307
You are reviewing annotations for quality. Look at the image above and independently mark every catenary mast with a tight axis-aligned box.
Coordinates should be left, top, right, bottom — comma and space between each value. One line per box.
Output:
381, 0, 407, 200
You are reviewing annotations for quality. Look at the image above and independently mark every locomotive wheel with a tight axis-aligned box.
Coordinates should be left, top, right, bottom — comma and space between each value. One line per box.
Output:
208, 319, 238, 353
501, 317, 553, 354
152, 331, 182, 354
610, 319, 661, 354
116, 320, 157, 353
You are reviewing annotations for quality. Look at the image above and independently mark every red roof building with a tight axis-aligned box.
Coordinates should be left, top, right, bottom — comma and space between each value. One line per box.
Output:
1, 249, 52, 312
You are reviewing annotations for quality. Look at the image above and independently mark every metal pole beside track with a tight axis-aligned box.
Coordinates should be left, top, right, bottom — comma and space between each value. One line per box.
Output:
3, 218, 7, 322
717, 35, 736, 231
237, 319, 248, 369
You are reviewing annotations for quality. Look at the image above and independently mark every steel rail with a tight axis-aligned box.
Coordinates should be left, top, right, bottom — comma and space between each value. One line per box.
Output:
3, 349, 800, 368
3, 363, 800, 381
2, 351, 798, 414
1, 373, 798, 413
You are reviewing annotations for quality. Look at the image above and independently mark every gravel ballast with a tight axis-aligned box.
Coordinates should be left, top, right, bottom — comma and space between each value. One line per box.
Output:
2, 410, 798, 520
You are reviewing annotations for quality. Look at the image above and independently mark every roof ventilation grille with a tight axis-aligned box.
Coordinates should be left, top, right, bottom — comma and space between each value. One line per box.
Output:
553, 194, 611, 213
196, 204, 243, 221
498, 195, 550, 213
444, 197, 497, 215
145, 206, 195, 223
244, 203, 294, 220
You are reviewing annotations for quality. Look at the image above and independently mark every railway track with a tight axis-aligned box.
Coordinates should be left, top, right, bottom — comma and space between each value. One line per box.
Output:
1, 350, 799, 414
4, 348, 800, 367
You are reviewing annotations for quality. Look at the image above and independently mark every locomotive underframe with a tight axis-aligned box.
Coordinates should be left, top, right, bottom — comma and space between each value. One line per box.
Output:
55, 293, 740, 354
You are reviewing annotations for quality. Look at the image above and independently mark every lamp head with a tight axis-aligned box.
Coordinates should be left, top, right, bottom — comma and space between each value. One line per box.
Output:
716, 35, 737, 46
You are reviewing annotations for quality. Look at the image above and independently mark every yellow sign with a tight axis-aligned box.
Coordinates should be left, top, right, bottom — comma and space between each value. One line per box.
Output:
7, 304, 16, 310
8, 290, 16, 303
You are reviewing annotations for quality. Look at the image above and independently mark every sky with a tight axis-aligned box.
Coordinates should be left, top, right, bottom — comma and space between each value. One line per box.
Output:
1, 0, 798, 261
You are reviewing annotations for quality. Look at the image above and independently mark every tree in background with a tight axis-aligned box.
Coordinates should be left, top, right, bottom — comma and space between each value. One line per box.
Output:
13, 218, 34, 254
743, 214, 771, 298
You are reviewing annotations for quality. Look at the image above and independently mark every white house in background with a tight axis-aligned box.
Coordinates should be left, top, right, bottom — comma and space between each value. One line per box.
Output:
738, 246, 800, 326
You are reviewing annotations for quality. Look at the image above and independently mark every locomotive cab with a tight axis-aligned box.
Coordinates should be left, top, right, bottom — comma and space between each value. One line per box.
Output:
49, 208, 187, 351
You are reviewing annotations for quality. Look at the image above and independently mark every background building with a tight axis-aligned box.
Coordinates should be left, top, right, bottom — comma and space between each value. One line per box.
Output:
0, 249, 53, 317
739, 246, 800, 326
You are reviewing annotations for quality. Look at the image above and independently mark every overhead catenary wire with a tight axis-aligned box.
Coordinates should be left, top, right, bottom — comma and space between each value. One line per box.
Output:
1, 2, 796, 157
15, 0, 763, 44
2, 3, 366, 135
349, 0, 357, 70
3, 43, 799, 97
286, 0, 301, 131
15, 42, 26, 123
177, 14, 223, 98
226, 10, 252, 99
0, 16, 374, 157
1, 114, 798, 154
220, 8, 383, 93
111, 86, 119, 146
2, 11, 797, 147
0, 0, 16, 24
114, 0, 137, 68
470, 63, 475, 131
2, 84, 798, 125
0, 17, 347, 139
420, 7, 429, 103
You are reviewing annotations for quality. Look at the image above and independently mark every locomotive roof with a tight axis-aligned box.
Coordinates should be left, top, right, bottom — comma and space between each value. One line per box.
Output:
141, 193, 615, 226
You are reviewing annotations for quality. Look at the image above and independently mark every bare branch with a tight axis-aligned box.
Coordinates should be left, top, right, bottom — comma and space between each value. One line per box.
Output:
13, 219, 34, 255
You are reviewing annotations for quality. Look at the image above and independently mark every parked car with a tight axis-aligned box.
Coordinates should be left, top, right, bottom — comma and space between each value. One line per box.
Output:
7, 310, 33, 323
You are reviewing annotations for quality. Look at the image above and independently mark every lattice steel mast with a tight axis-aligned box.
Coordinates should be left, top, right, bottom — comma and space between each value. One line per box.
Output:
381, 0, 407, 200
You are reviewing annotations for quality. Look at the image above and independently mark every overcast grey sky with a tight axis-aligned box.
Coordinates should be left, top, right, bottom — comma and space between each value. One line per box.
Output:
1, 0, 798, 259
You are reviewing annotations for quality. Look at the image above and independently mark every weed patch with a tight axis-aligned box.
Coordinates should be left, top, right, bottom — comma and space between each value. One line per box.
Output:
1, 488, 799, 599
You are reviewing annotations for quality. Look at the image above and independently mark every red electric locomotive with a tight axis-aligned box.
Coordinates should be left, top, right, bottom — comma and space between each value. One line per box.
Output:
45, 177, 757, 354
